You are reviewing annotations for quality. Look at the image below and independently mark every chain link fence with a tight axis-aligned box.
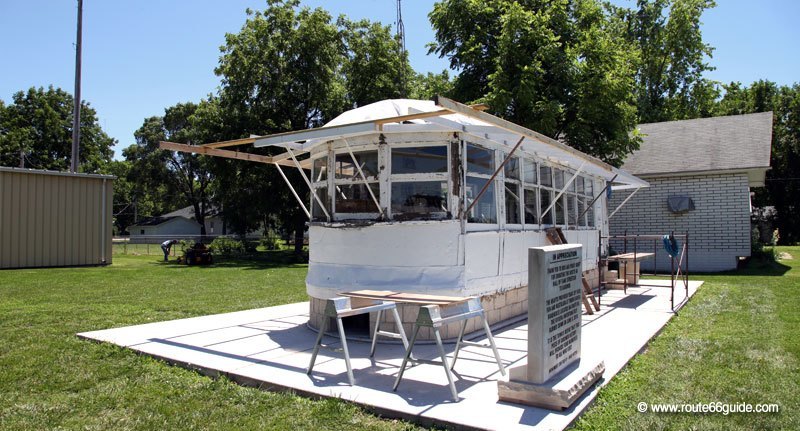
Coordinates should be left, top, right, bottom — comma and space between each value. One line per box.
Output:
112, 235, 307, 256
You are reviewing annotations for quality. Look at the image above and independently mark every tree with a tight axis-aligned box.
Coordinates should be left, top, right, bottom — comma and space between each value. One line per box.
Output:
208, 0, 419, 252
408, 70, 454, 100
128, 102, 215, 235
341, 19, 413, 106
0, 86, 114, 172
428, 0, 640, 166
615, 0, 719, 122
716, 80, 800, 245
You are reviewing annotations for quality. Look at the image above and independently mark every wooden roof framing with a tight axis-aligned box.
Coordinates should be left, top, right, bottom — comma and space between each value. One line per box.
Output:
158, 141, 310, 169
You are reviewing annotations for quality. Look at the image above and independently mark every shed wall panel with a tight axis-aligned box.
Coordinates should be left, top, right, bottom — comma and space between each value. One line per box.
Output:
0, 168, 113, 269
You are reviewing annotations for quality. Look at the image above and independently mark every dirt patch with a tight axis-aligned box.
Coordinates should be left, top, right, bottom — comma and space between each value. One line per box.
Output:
778, 252, 793, 260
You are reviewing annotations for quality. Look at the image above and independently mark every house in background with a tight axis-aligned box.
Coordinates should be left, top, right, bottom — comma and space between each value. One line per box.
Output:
128, 205, 226, 240
608, 112, 773, 272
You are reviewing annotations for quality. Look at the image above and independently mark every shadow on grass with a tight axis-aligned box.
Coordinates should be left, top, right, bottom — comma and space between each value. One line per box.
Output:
151, 250, 309, 271
692, 256, 792, 278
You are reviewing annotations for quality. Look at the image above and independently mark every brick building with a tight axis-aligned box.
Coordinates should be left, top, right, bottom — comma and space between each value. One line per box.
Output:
608, 112, 773, 272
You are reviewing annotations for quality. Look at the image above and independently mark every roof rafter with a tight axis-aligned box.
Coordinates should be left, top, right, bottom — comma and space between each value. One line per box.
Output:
158, 141, 309, 169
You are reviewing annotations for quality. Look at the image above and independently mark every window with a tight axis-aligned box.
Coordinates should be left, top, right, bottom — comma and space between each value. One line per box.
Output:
555, 194, 566, 225
389, 145, 449, 220
466, 144, 494, 175
392, 146, 447, 174
540, 189, 553, 225
584, 177, 595, 227
524, 187, 538, 224
312, 187, 330, 219
391, 181, 447, 219
312, 156, 327, 182
465, 143, 497, 224
522, 159, 538, 225
335, 151, 378, 179
503, 154, 521, 225
466, 176, 496, 223
504, 156, 520, 180
310, 155, 331, 220
523, 159, 537, 184
332, 150, 380, 216
505, 183, 521, 224
335, 183, 380, 213
539, 165, 554, 224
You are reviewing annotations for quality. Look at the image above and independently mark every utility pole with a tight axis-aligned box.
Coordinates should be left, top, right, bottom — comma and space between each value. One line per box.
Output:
70, 0, 83, 173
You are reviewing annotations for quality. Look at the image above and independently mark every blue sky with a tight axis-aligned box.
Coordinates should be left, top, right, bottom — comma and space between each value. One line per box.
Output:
1, 0, 798, 159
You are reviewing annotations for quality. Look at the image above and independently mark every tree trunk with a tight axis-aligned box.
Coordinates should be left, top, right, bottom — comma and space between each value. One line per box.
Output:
193, 202, 207, 237
294, 214, 304, 255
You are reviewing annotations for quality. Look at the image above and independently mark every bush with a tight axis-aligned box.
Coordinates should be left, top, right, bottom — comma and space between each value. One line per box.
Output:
260, 235, 283, 251
259, 228, 284, 251
208, 237, 245, 257
178, 239, 195, 257
752, 227, 779, 261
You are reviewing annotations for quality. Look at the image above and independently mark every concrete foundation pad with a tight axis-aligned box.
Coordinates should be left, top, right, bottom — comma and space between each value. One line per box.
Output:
78, 279, 702, 431
498, 360, 605, 410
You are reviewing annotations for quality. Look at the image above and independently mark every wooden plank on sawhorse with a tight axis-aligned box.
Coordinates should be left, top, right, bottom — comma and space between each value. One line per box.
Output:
545, 227, 600, 314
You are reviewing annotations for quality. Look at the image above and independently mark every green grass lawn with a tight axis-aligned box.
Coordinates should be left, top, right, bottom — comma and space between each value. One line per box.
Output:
572, 246, 800, 430
1, 249, 798, 430
0, 253, 420, 430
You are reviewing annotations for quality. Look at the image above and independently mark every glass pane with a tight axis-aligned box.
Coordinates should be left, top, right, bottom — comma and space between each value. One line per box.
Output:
554, 169, 564, 189
391, 181, 448, 219
540, 189, 553, 224
466, 176, 496, 223
312, 157, 327, 183
569, 194, 578, 225
566, 171, 576, 192
505, 182, 521, 224
312, 187, 329, 219
335, 183, 380, 213
587, 203, 595, 227
503, 156, 520, 180
335, 151, 379, 180
466, 144, 494, 175
523, 159, 537, 184
585, 178, 594, 196
576, 176, 585, 194
524, 187, 538, 224
392, 146, 448, 174
555, 194, 566, 225
540, 165, 552, 187
577, 197, 587, 227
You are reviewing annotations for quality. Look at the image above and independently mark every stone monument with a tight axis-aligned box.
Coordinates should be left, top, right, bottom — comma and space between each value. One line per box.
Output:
497, 244, 604, 410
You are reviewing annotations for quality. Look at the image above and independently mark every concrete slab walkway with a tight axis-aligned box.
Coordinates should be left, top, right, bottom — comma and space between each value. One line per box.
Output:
79, 279, 702, 431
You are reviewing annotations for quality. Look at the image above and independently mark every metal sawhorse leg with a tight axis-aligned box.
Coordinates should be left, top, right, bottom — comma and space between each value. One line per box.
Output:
392, 298, 506, 401
307, 297, 408, 385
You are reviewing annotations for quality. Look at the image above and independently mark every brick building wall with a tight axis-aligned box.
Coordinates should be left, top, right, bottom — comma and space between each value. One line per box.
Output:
608, 173, 751, 272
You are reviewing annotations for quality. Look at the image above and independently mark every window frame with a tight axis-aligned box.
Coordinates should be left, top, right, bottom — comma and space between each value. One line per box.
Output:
387, 142, 451, 221
331, 148, 381, 220
464, 142, 499, 227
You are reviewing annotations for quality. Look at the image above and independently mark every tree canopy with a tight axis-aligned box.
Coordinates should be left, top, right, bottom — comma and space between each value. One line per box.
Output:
428, 0, 641, 166
0, 86, 115, 172
127, 102, 215, 235
614, 0, 719, 123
